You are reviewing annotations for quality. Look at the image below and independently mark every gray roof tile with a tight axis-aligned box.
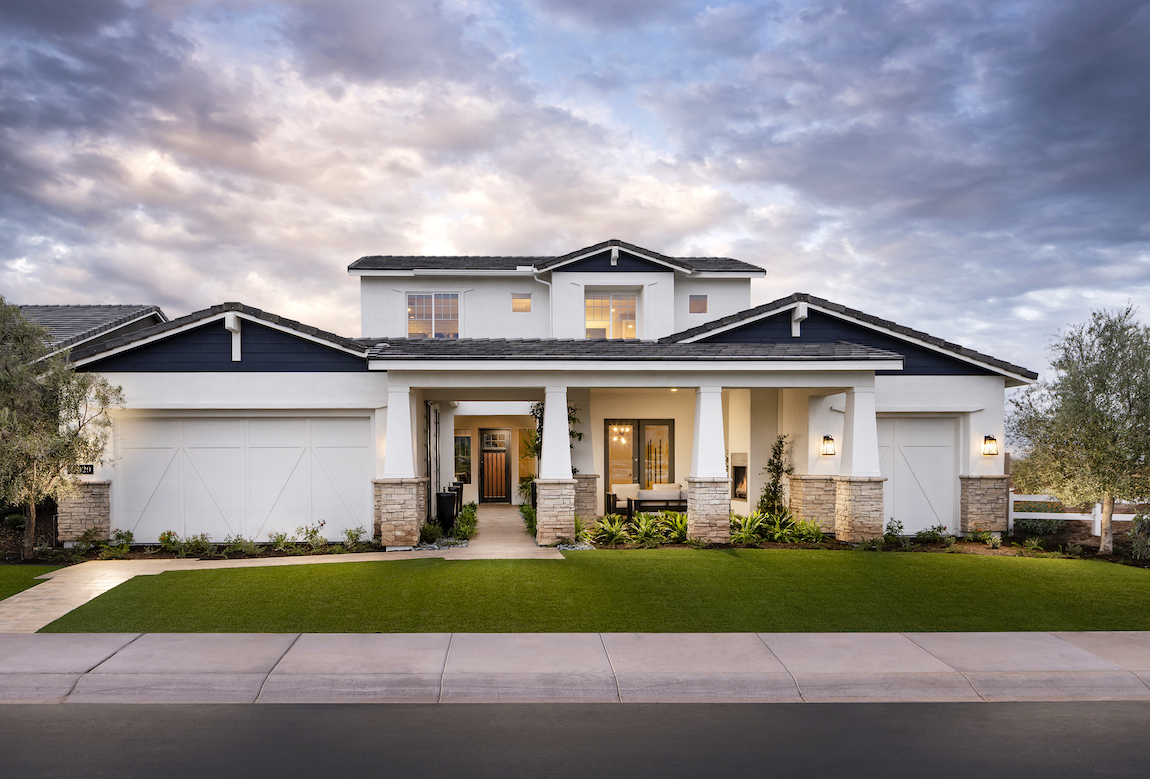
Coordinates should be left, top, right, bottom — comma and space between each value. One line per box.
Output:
19, 305, 166, 350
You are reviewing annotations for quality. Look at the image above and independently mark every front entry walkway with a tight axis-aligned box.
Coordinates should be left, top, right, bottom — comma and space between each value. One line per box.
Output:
0, 507, 560, 633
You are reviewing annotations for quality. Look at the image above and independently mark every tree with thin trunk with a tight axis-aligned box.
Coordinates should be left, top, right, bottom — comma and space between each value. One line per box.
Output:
0, 299, 124, 559
1009, 306, 1150, 555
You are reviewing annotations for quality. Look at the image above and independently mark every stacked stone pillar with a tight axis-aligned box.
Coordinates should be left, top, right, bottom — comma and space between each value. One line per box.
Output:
686, 477, 732, 544
373, 477, 428, 547
788, 475, 837, 532
959, 475, 1009, 533
573, 473, 599, 520
58, 481, 111, 543
833, 477, 886, 542
535, 479, 576, 545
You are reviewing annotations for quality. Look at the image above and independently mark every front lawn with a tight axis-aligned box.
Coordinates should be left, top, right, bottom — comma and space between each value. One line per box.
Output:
39, 549, 1150, 633
0, 565, 59, 601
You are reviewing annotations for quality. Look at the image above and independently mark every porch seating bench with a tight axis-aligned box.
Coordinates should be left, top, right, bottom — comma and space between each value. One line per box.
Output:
626, 497, 687, 519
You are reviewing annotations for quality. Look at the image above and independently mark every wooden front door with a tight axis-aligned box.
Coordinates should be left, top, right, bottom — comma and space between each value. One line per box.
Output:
479, 428, 511, 503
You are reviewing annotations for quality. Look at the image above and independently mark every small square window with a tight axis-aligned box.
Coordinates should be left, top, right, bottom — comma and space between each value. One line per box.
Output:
689, 295, 708, 314
512, 293, 531, 313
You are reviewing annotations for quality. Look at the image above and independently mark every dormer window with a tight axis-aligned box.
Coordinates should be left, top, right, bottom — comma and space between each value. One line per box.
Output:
407, 293, 459, 338
585, 292, 636, 339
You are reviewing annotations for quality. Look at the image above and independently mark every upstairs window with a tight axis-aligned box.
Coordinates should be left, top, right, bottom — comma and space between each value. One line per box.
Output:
407, 293, 459, 338
511, 293, 532, 313
585, 292, 636, 339
689, 295, 708, 314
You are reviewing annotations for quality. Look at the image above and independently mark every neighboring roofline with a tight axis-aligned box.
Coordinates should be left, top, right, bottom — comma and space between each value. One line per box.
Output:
22, 306, 168, 355
70, 302, 367, 366
662, 292, 1039, 386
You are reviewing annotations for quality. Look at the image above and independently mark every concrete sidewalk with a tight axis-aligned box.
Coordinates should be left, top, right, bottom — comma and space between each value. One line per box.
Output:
1, 631, 1148, 705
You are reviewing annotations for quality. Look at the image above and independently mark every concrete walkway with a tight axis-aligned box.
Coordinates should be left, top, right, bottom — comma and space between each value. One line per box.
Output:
0, 505, 558, 634
0, 631, 1148, 704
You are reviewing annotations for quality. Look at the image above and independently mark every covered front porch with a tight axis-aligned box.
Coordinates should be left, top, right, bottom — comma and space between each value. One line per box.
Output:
367, 339, 901, 547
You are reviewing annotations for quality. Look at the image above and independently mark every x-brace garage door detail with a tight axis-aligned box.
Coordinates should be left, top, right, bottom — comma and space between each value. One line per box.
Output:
114, 417, 372, 543
877, 417, 958, 536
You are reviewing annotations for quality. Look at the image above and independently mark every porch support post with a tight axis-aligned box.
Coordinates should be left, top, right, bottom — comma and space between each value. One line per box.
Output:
835, 386, 885, 542
375, 384, 425, 549
536, 386, 576, 544
687, 386, 730, 544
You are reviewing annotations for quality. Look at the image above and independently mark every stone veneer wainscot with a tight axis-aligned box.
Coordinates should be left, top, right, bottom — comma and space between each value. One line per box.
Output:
535, 478, 576, 545
686, 476, 731, 544
788, 475, 838, 533
58, 481, 111, 543
834, 476, 886, 542
959, 475, 1009, 533
373, 477, 428, 546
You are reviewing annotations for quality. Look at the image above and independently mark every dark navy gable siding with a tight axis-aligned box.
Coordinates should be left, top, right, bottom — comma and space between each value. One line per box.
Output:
83, 320, 367, 372
700, 310, 996, 376
559, 250, 674, 273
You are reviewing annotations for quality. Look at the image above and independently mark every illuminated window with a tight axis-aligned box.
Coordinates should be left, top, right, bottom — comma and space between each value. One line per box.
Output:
585, 293, 636, 339
689, 295, 708, 314
512, 293, 531, 313
407, 293, 459, 338
454, 434, 471, 483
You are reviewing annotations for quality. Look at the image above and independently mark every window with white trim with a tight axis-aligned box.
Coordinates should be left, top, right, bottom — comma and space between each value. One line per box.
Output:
407, 293, 459, 339
585, 292, 637, 339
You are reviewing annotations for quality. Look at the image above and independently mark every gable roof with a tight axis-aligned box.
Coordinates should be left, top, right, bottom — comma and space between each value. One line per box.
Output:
348, 239, 765, 275
19, 305, 166, 351
661, 292, 1037, 385
70, 302, 367, 365
365, 338, 902, 363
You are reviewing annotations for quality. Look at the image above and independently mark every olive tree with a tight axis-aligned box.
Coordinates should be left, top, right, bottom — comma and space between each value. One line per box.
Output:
1009, 306, 1150, 554
0, 300, 123, 558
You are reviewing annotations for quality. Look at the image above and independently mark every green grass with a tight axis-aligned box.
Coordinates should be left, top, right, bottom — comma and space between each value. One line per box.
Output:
0, 565, 59, 601
38, 549, 1150, 633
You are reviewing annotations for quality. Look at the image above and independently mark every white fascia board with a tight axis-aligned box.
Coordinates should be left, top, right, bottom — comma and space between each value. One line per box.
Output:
689, 271, 766, 279
369, 359, 903, 373
677, 301, 1036, 386
349, 269, 534, 277
384, 368, 878, 391
72, 311, 365, 366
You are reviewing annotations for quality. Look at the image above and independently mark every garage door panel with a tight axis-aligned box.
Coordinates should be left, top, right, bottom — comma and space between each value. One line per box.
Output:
114, 417, 372, 543
878, 418, 956, 535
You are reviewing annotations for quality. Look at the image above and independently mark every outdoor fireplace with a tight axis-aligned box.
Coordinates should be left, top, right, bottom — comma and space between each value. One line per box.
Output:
730, 453, 747, 500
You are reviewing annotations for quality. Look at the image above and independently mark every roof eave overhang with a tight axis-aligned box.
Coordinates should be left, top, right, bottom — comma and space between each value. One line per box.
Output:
349, 268, 538, 277
368, 358, 904, 372
674, 300, 1037, 387
541, 246, 692, 274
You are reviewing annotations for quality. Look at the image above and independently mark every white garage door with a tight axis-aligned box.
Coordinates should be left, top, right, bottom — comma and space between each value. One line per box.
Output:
114, 416, 373, 543
877, 417, 957, 536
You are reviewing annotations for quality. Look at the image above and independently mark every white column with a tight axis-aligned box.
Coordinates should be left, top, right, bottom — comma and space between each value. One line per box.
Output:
690, 386, 727, 478
539, 386, 573, 479
840, 386, 882, 477
438, 403, 457, 491
382, 384, 415, 478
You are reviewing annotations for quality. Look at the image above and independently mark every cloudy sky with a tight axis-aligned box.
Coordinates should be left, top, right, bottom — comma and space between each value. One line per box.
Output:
2, 0, 1148, 376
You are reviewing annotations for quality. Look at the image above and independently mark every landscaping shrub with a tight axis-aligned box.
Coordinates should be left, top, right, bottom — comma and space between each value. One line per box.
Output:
221, 535, 261, 558
72, 527, 104, 556
99, 529, 134, 559
792, 517, 826, 544
519, 504, 537, 536
185, 533, 218, 558
420, 522, 443, 544
986, 534, 1002, 549
1014, 517, 1063, 536
297, 520, 327, 551
3, 513, 25, 532
268, 531, 296, 553
660, 512, 689, 544
883, 518, 904, 544
729, 513, 766, 545
454, 504, 478, 541
630, 513, 665, 548
757, 435, 793, 515
158, 530, 185, 556
1128, 513, 1150, 560
572, 515, 591, 544
914, 524, 948, 544
856, 536, 883, 551
343, 525, 367, 551
592, 514, 628, 545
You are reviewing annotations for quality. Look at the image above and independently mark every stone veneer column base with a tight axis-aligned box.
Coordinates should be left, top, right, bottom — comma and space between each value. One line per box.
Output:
834, 477, 886, 542
686, 477, 731, 544
373, 477, 429, 547
960, 475, 1009, 533
788, 475, 838, 532
58, 481, 111, 543
573, 473, 600, 520
535, 478, 577, 545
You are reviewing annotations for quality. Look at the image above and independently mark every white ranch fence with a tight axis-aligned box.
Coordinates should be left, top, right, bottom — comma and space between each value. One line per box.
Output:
1009, 492, 1138, 536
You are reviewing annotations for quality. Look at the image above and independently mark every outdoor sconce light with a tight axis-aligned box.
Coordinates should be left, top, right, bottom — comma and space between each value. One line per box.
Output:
982, 435, 999, 456
820, 435, 836, 456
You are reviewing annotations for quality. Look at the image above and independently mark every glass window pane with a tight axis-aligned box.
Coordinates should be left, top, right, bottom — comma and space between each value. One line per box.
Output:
689, 295, 708, 314
611, 294, 636, 340
512, 293, 531, 313
407, 294, 432, 338
434, 293, 459, 339
607, 422, 635, 487
454, 435, 471, 483
518, 428, 537, 479
641, 423, 671, 488
585, 294, 610, 338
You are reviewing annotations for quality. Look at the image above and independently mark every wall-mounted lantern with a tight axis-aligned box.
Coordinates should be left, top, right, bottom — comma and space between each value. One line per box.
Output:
982, 435, 999, 456
820, 435, 836, 456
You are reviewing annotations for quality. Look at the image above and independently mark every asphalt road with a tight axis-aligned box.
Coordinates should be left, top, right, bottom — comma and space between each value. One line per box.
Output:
1, 702, 1146, 778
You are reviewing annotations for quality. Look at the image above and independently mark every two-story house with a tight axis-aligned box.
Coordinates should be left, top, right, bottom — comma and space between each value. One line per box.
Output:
55, 239, 1036, 547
